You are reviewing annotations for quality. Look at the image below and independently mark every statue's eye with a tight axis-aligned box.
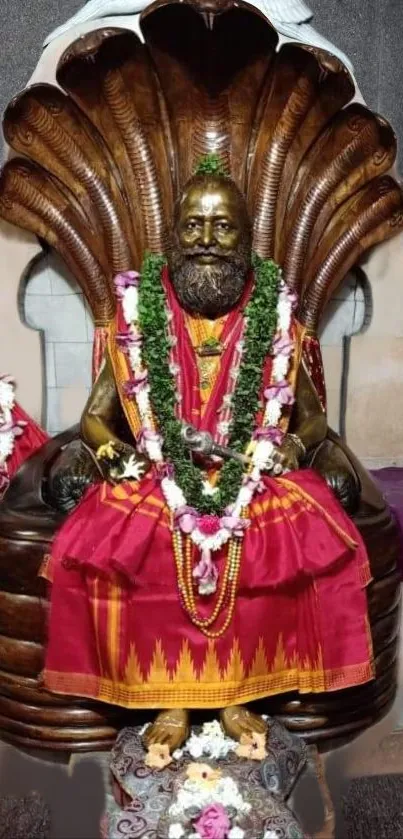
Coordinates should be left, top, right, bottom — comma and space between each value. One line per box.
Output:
185, 220, 198, 231
216, 221, 230, 232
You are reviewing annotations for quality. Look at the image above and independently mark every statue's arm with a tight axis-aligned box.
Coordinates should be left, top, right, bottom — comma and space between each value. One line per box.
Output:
46, 353, 146, 512
278, 362, 359, 511
273, 361, 327, 473
289, 360, 328, 452
80, 351, 135, 456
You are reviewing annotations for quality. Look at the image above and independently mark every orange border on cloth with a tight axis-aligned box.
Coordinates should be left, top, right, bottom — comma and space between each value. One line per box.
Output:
41, 663, 375, 708
42, 626, 374, 710
277, 478, 358, 550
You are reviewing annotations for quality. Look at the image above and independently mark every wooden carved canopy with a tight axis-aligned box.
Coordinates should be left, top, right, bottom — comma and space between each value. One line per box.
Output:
0, 0, 402, 329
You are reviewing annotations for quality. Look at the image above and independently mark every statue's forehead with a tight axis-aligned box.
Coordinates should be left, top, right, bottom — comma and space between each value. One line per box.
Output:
180, 184, 237, 218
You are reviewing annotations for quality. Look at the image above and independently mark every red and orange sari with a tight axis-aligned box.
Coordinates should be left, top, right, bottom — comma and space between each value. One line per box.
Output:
41, 271, 374, 708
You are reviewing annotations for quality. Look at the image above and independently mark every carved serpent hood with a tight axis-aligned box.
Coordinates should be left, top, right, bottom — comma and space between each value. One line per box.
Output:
0, 0, 401, 332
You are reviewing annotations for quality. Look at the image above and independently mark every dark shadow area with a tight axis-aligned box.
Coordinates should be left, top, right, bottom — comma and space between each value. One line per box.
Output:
291, 760, 326, 836
0, 744, 105, 838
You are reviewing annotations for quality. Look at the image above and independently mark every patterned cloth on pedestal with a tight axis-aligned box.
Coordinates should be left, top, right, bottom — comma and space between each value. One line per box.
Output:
103, 720, 308, 838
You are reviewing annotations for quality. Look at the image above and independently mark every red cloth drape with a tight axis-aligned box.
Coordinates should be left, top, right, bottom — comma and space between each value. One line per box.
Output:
303, 334, 327, 411
6, 402, 49, 480
92, 326, 109, 382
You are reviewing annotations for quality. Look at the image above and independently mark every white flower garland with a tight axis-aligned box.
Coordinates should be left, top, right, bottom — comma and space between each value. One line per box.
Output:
116, 270, 295, 565
0, 376, 26, 497
173, 720, 237, 762
156, 719, 271, 839
169, 775, 251, 820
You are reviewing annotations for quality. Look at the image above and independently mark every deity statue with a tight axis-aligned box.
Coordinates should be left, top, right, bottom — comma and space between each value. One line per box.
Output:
39, 165, 373, 751
0, 0, 401, 753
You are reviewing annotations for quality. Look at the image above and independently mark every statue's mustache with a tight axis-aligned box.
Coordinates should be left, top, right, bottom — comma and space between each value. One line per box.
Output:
182, 248, 230, 260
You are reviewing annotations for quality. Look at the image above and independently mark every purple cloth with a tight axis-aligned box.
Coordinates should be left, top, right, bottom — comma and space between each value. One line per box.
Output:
371, 468, 403, 577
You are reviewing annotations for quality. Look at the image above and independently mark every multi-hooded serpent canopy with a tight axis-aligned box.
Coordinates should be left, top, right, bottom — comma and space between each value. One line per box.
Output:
0, 0, 402, 333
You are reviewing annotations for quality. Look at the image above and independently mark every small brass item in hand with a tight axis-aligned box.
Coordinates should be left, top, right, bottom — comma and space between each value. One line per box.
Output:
181, 423, 250, 465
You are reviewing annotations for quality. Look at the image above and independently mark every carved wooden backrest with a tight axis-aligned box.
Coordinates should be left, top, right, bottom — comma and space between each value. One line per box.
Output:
0, 0, 402, 347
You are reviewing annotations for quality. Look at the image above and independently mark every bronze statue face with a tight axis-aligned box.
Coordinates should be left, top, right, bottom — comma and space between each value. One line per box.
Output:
169, 175, 252, 318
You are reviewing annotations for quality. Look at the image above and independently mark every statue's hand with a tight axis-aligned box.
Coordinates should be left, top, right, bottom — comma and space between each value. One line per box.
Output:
46, 440, 101, 514
113, 440, 139, 462
271, 435, 304, 475
96, 440, 150, 482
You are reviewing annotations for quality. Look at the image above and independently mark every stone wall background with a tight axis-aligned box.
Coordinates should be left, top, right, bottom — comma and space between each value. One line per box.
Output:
310, 0, 403, 176
24, 255, 94, 437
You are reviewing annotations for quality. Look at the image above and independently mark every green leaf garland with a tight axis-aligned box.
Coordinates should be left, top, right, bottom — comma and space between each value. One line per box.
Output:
137, 252, 281, 515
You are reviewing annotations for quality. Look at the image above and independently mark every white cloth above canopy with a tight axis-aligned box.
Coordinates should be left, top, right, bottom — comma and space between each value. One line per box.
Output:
43, 0, 354, 73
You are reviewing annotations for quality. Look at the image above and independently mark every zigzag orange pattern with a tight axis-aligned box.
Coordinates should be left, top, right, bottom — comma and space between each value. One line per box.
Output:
121, 635, 325, 687
43, 631, 373, 708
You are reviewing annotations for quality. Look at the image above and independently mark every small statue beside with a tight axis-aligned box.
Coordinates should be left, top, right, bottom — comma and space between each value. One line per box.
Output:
40, 163, 374, 753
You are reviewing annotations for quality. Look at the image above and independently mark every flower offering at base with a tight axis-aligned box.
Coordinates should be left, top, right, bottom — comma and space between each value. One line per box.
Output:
104, 719, 308, 839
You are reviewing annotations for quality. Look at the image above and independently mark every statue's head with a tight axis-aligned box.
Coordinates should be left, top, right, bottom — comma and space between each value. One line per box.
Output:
169, 173, 252, 319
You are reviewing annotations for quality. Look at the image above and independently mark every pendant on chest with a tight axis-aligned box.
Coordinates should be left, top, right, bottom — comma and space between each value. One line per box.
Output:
196, 339, 224, 358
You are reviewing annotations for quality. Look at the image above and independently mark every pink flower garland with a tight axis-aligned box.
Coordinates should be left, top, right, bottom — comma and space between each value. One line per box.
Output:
194, 803, 231, 839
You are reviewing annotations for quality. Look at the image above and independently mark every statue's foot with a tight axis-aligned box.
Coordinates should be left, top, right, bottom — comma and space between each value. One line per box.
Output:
220, 705, 267, 742
143, 709, 190, 753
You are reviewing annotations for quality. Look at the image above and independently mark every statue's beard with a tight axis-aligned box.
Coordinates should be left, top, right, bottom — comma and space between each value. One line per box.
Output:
169, 243, 250, 318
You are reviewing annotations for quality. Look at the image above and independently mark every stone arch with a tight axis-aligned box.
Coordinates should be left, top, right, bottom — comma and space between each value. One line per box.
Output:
23, 253, 93, 435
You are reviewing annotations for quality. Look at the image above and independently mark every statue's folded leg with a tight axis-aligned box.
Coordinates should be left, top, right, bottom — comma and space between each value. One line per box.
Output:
307, 434, 361, 515
43, 440, 102, 513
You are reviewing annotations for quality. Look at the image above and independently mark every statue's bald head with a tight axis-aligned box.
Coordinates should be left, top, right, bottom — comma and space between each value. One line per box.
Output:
170, 174, 252, 318
174, 173, 252, 237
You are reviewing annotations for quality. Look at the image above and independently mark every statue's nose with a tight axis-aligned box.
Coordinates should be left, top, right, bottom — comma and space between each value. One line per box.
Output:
201, 222, 214, 247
